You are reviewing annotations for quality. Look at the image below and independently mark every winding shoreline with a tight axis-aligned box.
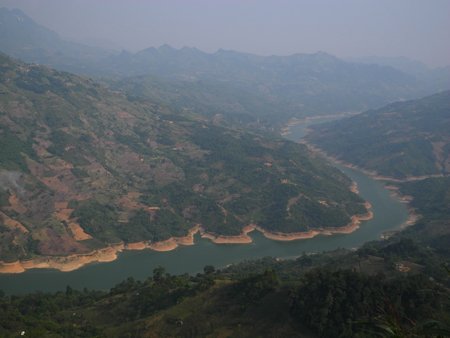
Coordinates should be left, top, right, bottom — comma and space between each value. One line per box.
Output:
0, 225, 202, 274
384, 185, 421, 230
2, 118, 409, 275
0, 200, 373, 274
299, 139, 421, 233
201, 202, 373, 244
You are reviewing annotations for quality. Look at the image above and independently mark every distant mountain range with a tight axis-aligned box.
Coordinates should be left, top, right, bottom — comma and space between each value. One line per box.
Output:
348, 55, 436, 77
349, 55, 450, 94
307, 91, 450, 179
1, 7, 449, 124
107, 48, 420, 125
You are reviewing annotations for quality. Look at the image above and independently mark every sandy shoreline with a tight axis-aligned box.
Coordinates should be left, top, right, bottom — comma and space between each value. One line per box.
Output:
0, 136, 376, 275
384, 185, 421, 229
199, 224, 255, 244
281, 113, 359, 136
0, 225, 202, 274
256, 202, 373, 241
194, 124, 423, 259
1, 121, 419, 275
0, 244, 124, 274
0, 200, 374, 274
197, 200, 373, 244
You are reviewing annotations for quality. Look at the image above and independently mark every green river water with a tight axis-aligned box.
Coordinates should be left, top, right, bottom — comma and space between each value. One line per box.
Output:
0, 118, 409, 294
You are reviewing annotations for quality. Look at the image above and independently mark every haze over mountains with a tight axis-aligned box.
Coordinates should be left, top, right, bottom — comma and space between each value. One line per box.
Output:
0, 5, 450, 337
0, 8, 110, 70
0, 5, 448, 264
1, 7, 449, 126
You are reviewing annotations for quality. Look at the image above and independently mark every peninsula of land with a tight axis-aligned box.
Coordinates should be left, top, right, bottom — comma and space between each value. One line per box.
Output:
0, 200, 373, 274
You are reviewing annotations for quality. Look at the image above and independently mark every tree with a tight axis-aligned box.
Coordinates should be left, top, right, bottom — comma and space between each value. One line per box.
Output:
153, 266, 166, 283
203, 265, 215, 275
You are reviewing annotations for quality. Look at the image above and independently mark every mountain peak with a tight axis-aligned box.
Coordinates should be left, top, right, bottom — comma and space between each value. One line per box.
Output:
315, 50, 336, 57
0, 7, 32, 22
0, 6, 60, 48
159, 44, 176, 52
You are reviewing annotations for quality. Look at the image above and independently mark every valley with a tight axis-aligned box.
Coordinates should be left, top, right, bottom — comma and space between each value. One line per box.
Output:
0, 54, 373, 270
0, 4, 449, 337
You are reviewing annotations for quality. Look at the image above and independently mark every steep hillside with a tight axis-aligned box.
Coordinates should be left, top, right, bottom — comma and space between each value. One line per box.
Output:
0, 54, 367, 264
306, 91, 450, 179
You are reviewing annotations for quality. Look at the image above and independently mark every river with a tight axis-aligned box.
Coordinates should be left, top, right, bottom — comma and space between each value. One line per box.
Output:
0, 117, 409, 294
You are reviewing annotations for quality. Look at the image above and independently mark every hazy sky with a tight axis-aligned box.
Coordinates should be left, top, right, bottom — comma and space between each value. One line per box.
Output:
1, 0, 449, 66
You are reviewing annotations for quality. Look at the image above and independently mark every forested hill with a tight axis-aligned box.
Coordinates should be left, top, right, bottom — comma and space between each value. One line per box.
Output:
306, 91, 450, 179
0, 53, 366, 262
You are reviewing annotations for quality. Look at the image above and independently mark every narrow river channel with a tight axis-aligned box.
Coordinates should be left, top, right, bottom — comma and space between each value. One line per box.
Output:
0, 118, 409, 294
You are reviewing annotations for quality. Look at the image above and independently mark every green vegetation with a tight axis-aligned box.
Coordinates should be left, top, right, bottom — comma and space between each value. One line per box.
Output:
307, 91, 450, 179
292, 270, 448, 337
1, 176, 449, 337
1, 9, 449, 337
0, 53, 366, 261
400, 177, 450, 221
71, 200, 121, 243
0, 267, 215, 337
0, 189, 10, 207
125, 208, 188, 242
397, 177, 450, 258
0, 127, 35, 172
